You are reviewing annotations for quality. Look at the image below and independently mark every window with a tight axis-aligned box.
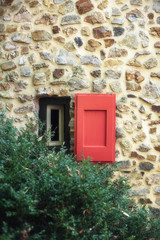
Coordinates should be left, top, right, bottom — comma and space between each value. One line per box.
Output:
39, 97, 70, 150
74, 94, 116, 163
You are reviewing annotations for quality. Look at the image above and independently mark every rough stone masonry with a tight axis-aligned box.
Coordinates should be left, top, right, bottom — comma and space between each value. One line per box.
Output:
0, 0, 160, 208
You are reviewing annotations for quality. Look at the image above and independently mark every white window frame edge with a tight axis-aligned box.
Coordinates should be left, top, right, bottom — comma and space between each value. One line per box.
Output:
47, 105, 64, 146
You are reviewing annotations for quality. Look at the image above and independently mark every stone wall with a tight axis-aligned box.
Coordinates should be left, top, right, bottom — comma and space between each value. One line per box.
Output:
0, 0, 160, 208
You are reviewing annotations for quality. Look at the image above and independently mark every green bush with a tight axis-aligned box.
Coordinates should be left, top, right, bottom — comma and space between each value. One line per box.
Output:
0, 112, 160, 240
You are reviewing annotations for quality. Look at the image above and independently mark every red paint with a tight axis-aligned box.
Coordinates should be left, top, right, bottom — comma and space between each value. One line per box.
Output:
74, 94, 116, 163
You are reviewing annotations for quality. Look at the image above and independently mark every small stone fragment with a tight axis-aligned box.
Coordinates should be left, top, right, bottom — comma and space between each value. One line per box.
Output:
130, 0, 142, 5
90, 70, 101, 78
139, 31, 149, 48
146, 174, 160, 185
29, 0, 41, 8
144, 58, 158, 69
113, 27, 125, 36
153, 0, 160, 13
63, 27, 77, 36
116, 127, 126, 139
104, 39, 115, 48
18, 56, 27, 66
104, 59, 123, 67
139, 105, 145, 113
1, 0, 14, 6
139, 162, 154, 171
76, 0, 94, 15
120, 139, 131, 156
21, 46, 29, 55
52, 26, 60, 34
133, 132, 146, 143
53, 69, 65, 79
110, 81, 122, 93
6, 24, 18, 33
74, 37, 83, 47
154, 144, 160, 152
93, 79, 106, 93
33, 72, 46, 85
20, 66, 31, 77
150, 27, 160, 37
126, 69, 144, 83
106, 69, 121, 79
112, 7, 121, 16
97, 0, 108, 10
142, 80, 160, 99
40, 52, 53, 62
18, 94, 33, 103
11, 33, 31, 44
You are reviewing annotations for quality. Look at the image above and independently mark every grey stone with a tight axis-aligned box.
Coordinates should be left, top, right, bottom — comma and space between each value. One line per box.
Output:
58, 1, 74, 15
65, 41, 76, 52
36, 87, 54, 96
126, 82, 141, 91
1, 61, 16, 71
54, 0, 66, 3
74, 37, 83, 47
56, 49, 77, 65
13, 6, 32, 23
111, 17, 125, 25
146, 174, 160, 185
35, 14, 58, 25
90, 69, 101, 78
113, 27, 125, 36
134, 50, 151, 58
116, 127, 126, 139
20, 66, 31, 77
61, 14, 81, 25
140, 97, 156, 105
110, 81, 122, 92
6, 71, 19, 82
33, 63, 49, 71
139, 105, 145, 113
139, 31, 149, 48
108, 47, 128, 58
68, 78, 89, 91
3, 41, 17, 51
72, 65, 86, 78
3, 13, 11, 21
120, 33, 139, 49
11, 33, 31, 44
126, 9, 143, 22
142, 80, 160, 99
153, 0, 160, 13
118, 160, 132, 168
40, 52, 53, 62
81, 55, 101, 67
18, 56, 27, 66
112, 7, 121, 16
120, 139, 131, 156
154, 186, 160, 194
157, 16, 160, 24
14, 80, 28, 92
130, 188, 150, 196
29, 54, 36, 64
130, 0, 142, 5
139, 162, 154, 171
121, 4, 129, 11
5, 51, 19, 60
93, 79, 106, 93
137, 144, 151, 152
144, 58, 158, 69
33, 72, 46, 86
105, 11, 111, 19
0, 23, 5, 32
14, 104, 34, 113
105, 69, 121, 79
18, 94, 33, 103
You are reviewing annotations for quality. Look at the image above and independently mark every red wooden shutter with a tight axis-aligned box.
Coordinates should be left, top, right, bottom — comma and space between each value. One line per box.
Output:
74, 94, 116, 163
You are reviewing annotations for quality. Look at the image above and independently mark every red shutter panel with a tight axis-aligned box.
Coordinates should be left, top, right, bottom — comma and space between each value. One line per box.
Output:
74, 94, 116, 163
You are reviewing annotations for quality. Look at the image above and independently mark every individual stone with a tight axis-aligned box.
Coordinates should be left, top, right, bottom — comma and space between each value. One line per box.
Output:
52, 26, 60, 34
18, 56, 27, 66
0, 101, 5, 109
18, 94, 33, 103
87, 39, 101, 48
54, 36, 65, 44
143, 58, 158, 69
74, 37, 83, 47
142, 80, 160, 99
126, 82, 141, 91
155, 198, 160, 206
154, 41, 160, 48
134, 50, 151, 58
127, 59, 141, 67
126, 69, 144, 83
35, 14, 58, 25
149, 127, 157, 134
108, 47, 128, 58
130, 0, 142, 5
76, 0, 94, 15
110, 81, 122, 93
29, 0, 41, 8
126, 9, 144, 22
6, 24, 18, 33
21, 46, 29, 55
1, 0, 14, 6
58, 0, 74, 15
0, 24, 5, 32
153, 0, 160, 13
150, 27, 160, 37
3, 41, 17, 51
68, 78, 89, 90
139, 105, 145, 113
40, 52, 53, 62
112, 7, 121, 16
32, 31, 52, 41
100, 49, 106, 60
20, 66, 31, 77
146, 174, 160, 185
11, 33, 31, 44
90, 70, 101, 78
32, 63, 49, 71
133, 132, 146, 143
72, 65, 86, 78
123, 120, 134, 133
93, 26, 112, 39
130, 188, 150, 196
118, 160, 132, 168
117, 102, 130, 112
53, 69, 65, 79
120, 139, 131, 156
157, 16, 160, 24
104, 39, 115, 48
111, 17, 125, 25
154, 186, 160, 194
106, 69, 121, 79
155, 144, 160, 152
152, 105, 160, 113
137, 144, 151, 152
14, 80, 28, 92
33, 72, 46, 85
13, 6, 32, 22
116, 127, 126, 139
147, 155, 157, 161
81, 26, 91, 36
130, 151, 145, 160
80, 55, 101, 67
56, 49, 77, 65
104, 59, 123, 67
6, 71, 19, 82
0, 83, 10, 91
61, 14, 81, 25
21, 23, 31, 30
139, 31, 149, 48
36, 87, 54, 96
105, 11, 111, 19
121, 4, 129, 11
84, 11, 105, 24
120, 33, 139, 49
3, 13, 11, 21
64, 41, 75, 51
113, 27, 125, 36
14, 104, 34, 113
97, 0, 108, 10
1, 61, 16, 71
93, 79, 106, 93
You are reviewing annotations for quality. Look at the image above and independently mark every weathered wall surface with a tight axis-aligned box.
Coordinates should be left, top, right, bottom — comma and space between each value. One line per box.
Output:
0, 0, 160, 207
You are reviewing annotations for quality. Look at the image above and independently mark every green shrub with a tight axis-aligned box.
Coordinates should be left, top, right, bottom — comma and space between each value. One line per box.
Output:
0, 112, 160, 240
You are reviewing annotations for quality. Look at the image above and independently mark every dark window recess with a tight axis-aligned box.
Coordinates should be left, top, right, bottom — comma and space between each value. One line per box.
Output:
39, 97, 70, 150
51, 109, 59, 141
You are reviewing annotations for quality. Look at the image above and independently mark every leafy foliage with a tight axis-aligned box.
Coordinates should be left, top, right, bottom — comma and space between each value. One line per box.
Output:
0, 113, 160, 240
